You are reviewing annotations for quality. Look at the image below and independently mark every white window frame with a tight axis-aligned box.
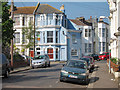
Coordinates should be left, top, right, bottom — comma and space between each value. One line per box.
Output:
14, 17, 20, 26
102, 42, 106, 52
88, 43, 92, 53
72, 34, 77, 43
71, 49, 78, 56
102, 28, 105, 37
47, 31, 53, 43
14, 32, 20, 43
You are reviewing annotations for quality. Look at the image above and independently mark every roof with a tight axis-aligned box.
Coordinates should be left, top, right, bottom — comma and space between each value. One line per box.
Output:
14, 6, 36, 14
98, 21, 109, 25
70, 19, 91, 26
35, 4, 63, 14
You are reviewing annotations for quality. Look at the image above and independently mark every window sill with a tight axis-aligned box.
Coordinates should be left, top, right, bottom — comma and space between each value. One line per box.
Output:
72, 43, 77, 44
71, 55, 78, 57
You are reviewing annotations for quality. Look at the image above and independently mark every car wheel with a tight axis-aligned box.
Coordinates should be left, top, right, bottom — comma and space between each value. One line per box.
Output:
32, 66, 34, 69
60, 77, 63, 82
4, 70, 9, 78
48, 62, 50, 67
89, 69, 92, 73
84, 78, 89, 85
44, 62, 47, 68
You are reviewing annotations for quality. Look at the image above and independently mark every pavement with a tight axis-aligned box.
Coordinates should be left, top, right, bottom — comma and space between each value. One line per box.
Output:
10, 61, 66, 74
88, 60, 119, 88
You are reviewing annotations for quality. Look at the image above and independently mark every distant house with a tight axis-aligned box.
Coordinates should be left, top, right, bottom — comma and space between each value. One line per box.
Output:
98, 20, 109, 54
68, 17, 93, 56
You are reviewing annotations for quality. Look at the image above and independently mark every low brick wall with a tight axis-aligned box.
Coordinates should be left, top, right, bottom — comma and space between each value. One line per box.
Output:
12, 61, 28, 68
107, 59, 119, 72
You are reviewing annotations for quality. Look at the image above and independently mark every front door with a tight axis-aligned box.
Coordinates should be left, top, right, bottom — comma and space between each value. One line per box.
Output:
61, 48, 65, 61
47, 48, 53, 60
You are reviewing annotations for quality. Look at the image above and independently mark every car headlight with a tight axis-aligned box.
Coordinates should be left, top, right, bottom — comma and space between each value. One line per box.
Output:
80, 73, 87, 76
61, 70, 68, 74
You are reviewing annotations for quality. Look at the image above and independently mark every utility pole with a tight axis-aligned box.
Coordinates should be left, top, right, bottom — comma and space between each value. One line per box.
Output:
11, 0, 14, 69
33, 13, 36, 58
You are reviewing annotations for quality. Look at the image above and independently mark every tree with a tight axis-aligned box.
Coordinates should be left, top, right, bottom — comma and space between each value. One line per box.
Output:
1, 2, 15, 58
22, 23, 34, 56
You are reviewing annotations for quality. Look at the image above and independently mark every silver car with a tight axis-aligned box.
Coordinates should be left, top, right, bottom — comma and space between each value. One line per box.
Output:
32, 55, 50, 69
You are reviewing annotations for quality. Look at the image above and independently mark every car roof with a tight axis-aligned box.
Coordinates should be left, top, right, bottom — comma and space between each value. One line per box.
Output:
80, 58, 90, 60
68, 60, 86, 63
83, 56, 92, 58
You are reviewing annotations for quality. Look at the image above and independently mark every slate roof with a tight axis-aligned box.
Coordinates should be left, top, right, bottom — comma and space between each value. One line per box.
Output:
70, 19, 89, 26
35, 4, 63, 14
14, 6, 36, 14
98, 21, 109, 25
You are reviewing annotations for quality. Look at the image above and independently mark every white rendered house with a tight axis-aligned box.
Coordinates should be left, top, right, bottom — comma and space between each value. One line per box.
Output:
108, 0, 120, 59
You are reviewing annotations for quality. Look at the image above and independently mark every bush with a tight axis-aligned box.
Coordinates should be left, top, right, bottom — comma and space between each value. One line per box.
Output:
110, 58, 117, 64
13, 53, 25, 62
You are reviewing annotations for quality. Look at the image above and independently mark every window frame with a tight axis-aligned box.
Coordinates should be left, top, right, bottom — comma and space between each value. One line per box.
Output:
72, 34, 77, 44
14, 17, 20, 26
47, 31, 53, 43
14, 32, 20, 43
71, 49, 78, 56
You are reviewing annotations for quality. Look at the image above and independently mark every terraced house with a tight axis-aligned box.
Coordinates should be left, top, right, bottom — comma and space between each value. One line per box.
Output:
13, 3, 82, 61
68, 17, 93, 56
13, 6, 35, 56
107, 0, 120, 60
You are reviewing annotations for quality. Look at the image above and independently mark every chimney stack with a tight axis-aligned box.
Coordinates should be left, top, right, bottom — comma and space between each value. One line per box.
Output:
60, 4, 65, 13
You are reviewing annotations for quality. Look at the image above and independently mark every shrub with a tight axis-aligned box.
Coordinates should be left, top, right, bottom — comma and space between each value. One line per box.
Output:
110, 58, 117, 64
13, 53, 25, 62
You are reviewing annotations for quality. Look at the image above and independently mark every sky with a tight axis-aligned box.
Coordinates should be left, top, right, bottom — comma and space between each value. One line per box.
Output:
8, 1, 110, 22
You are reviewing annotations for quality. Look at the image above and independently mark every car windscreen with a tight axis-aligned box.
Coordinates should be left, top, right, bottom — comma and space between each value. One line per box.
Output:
66, 61, 86, 69
100, 53, 106, 55
34, 55, 45, 60
80, 58, 90, 65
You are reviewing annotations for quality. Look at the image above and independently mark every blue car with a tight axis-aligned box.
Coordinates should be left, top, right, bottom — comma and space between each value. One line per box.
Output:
60, 60, 89, 84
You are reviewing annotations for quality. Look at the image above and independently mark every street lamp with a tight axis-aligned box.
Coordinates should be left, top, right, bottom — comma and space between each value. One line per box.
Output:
99, 16, 111, 73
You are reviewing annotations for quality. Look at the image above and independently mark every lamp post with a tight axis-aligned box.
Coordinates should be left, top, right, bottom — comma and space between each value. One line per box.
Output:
99, 16, 111, 73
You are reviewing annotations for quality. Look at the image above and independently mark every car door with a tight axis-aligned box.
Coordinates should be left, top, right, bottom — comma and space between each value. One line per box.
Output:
45, 55, 49, 64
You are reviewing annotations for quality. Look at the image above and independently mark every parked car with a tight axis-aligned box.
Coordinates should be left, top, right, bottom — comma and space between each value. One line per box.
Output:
32, 54, 50, 69
0, 53, 10, 78
60, 60, 89, 84
99, 52, 110, 60
21, 55, 27, 60
80, 57, 92, 72
89, 54, 99, 61
83, 56, 95, 70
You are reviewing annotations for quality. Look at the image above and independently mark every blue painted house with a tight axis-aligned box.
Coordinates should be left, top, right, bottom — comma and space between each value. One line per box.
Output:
34, 3, 82, 61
